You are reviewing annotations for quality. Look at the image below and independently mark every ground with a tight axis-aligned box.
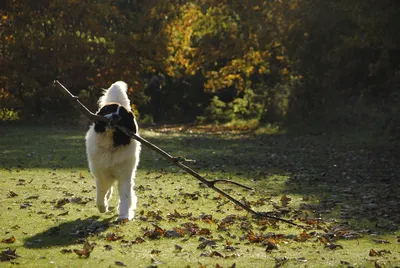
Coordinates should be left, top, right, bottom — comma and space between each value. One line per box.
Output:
0, 125, 399, 267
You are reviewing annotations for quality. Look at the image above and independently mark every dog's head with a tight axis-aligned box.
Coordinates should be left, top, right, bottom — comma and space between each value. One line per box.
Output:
94, 103, 138, 147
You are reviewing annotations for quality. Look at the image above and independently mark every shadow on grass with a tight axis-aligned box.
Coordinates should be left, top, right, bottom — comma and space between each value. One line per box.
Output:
24, 216, 114, 248
3, 125, 399, 233
0, 126, 88, 169
144, 130, 400, 232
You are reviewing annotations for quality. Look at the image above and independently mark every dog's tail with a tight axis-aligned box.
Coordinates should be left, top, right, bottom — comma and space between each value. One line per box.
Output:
98, 81, 131, 111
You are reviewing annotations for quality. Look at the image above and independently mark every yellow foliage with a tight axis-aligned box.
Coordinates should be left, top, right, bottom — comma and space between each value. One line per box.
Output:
281, 68, 289, 75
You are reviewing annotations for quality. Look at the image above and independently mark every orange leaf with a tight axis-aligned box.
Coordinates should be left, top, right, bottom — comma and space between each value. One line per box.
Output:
2, 236, 16, 244
280, 195, 291, 207
106, 233, 123, 241
198, 228, 211, 235
74, 240, 94, 258
295, 231, 311, 242
318, 236, 329, 245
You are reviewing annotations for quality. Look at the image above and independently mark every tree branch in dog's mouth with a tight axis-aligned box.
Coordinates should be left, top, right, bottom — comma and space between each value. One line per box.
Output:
54, 80, 305, 229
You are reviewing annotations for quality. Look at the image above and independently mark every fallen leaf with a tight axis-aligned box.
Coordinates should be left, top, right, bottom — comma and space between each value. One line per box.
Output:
198, 228, 211, 236
7, 191, 18, 198
20, 203, 31, 209
164, 229, 184, 238
73, 240, 94, 258
132, 237, 145, 244
2, 236, 16, 244
200, 214, 213, 224
104, 245, 113, 251
26, 195, 39, 200
372, 239, 390, 244
295, 257, 308, 262
318, 236, 329, 245
247, 231, 264, 243
144, 225, 165, 239
106, 233, 123, 242
369, 249, 378, 256
325, 243, 343, 250
57, 211, 69, 216
10, 225, 20, 230
151, 257, 164, 265
115, 261, 126, 266
200, 251, 224, 258
274, 257, 288, 267
1, 248, 19, 262
295, 231, 312, 242
265, 240, 279, 252
151, 249, 161, 254
298, 217, 319, 226
55, 198, 70, 208
175, 244, 183, 252
369, 249, 391, 256
197, 238, 217, 249
280, 195, 291, 207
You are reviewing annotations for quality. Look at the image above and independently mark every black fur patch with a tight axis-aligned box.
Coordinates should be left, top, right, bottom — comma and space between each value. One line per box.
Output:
94, 103, 138, 147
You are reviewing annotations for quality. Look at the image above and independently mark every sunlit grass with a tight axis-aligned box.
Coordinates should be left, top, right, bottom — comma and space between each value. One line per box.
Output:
0, 126, 398, 267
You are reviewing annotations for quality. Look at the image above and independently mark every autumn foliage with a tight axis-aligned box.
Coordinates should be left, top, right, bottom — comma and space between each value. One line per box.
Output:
0, 0, 399, 134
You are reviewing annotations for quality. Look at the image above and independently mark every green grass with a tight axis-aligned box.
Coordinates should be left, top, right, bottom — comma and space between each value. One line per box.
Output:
0, 125, 399, 267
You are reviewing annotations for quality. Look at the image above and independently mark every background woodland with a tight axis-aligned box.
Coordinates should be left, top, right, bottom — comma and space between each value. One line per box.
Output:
1, 0, 399, 136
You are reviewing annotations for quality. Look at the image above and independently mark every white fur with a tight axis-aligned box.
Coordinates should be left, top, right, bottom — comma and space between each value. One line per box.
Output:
85, 81, 141, 220
98, 81, 131, 111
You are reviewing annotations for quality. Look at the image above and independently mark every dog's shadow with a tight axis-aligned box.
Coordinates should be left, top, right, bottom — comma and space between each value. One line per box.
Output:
24, 216, 114, 248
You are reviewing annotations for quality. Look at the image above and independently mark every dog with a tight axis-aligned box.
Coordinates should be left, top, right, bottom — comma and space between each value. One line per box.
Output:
85, 81, 141, 221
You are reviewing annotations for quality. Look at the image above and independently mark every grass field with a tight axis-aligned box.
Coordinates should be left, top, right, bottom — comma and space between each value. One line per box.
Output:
0, 125, 399, 267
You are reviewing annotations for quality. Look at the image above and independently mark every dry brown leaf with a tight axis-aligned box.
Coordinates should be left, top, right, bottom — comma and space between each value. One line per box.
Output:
2, 236, 16, 244
280, 195, 291, 207
106, 233, 123, 241
73, 240, 94, 258
144, 225, 165, 239
1, 248, 19, 262
115, 261, 126, 266
132, 237, 145, 244
295, 231, 312, 242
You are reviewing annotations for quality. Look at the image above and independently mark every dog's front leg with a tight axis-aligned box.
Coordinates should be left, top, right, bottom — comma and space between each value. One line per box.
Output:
118, 177, 137, 221
96, 178, 114, 213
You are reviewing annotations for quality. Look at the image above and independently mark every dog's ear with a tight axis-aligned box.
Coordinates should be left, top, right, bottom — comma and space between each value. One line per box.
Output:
113, 107, 138, 146
118, 107, 138, 134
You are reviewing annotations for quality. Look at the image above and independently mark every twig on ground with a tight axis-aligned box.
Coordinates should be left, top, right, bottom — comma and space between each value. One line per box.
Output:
54, 80, 304, 228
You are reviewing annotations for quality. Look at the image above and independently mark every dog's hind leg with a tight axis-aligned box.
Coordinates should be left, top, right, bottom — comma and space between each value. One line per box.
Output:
96, 177, 114, 213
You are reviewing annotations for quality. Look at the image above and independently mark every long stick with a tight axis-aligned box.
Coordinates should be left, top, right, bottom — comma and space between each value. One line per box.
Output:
54, 80, 303, 228
54, 80, 105, 123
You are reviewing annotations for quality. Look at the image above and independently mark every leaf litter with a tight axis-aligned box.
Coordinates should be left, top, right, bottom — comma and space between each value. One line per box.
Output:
73, 240, 95, 258
1, 127, 399, 267
1, 248, 20, 262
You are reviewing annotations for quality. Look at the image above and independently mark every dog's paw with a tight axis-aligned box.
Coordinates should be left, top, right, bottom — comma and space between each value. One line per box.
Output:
117, 214, 134, 221
97, 205, 108, 213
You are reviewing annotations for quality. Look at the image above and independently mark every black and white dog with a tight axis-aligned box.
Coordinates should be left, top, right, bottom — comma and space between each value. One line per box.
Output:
85, 81, 141, 221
